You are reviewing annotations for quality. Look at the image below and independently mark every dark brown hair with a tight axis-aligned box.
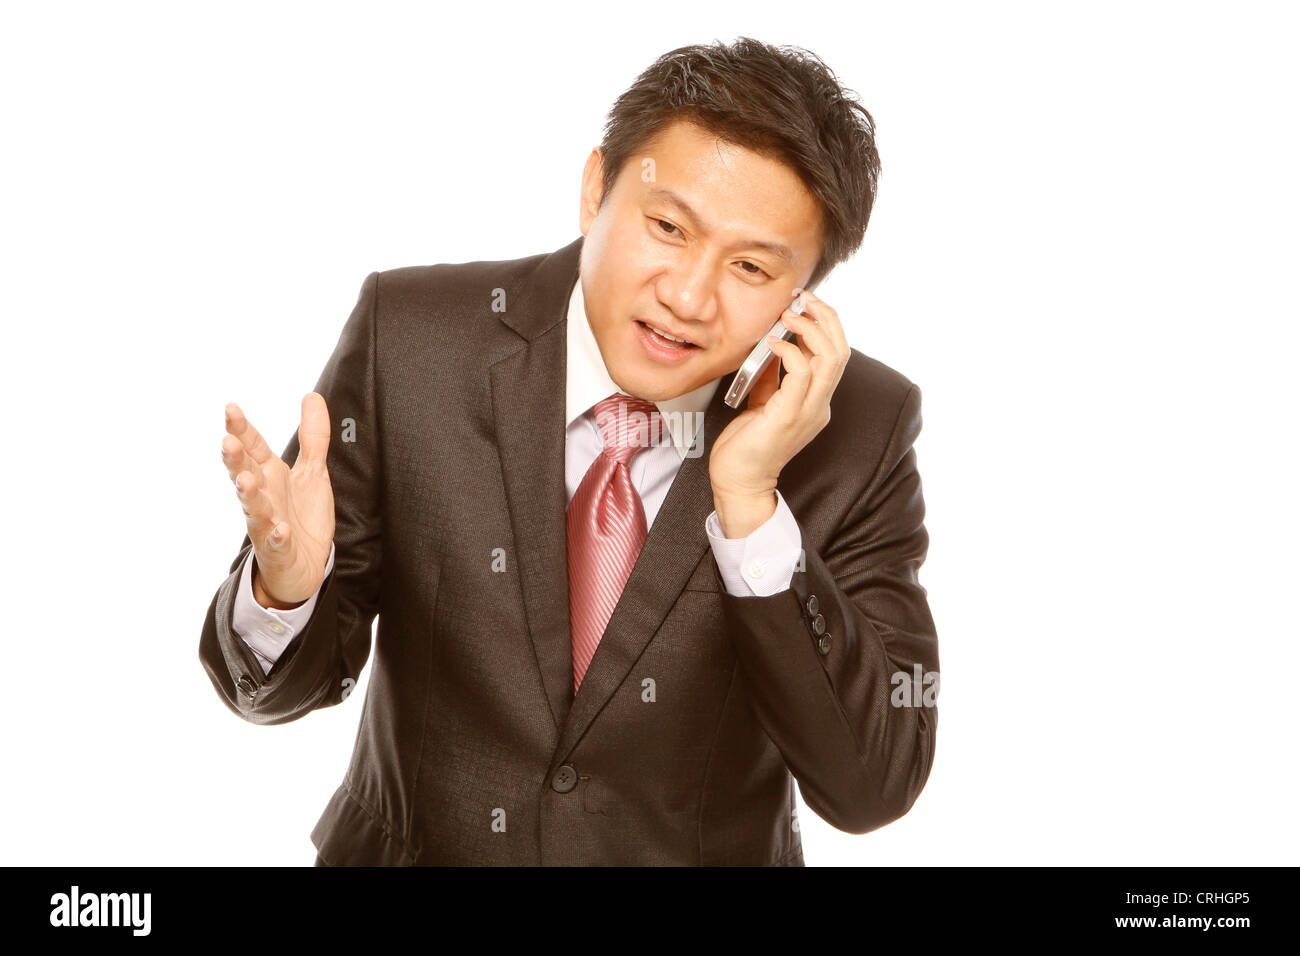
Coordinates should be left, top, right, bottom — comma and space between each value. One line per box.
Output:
597, 36, 882, 291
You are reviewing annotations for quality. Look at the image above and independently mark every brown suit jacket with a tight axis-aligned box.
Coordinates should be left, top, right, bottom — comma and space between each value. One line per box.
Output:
199, 235, 940, 865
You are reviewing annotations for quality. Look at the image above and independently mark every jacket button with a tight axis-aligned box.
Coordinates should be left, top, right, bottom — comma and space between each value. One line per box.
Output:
817, 634, 832, 656
811, 613, 826, 635
551, 765, 578, 793
235, 674, 257, 697
804, 594, 819, 617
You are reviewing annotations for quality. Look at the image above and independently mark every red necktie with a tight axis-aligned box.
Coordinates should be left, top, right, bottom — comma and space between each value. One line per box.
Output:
566, 393, 662, 693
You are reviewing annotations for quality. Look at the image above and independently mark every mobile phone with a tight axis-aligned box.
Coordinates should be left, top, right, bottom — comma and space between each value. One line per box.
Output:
723, 291, 805, 409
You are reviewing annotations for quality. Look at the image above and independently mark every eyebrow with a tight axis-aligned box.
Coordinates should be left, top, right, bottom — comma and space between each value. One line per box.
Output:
644, 187, 798, 265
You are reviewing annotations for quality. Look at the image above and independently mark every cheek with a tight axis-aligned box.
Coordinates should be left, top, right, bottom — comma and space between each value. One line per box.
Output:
719, 290, 784, 340
712, 308, 784, 368
623, 218, 676, 269
587, 211, 642, 274
598, 228, 672, 304
712, 339, 753, 372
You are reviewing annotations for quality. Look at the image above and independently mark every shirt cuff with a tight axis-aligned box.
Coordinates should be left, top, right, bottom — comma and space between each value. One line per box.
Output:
231, 540, 336, 675
704, 490, 802, 597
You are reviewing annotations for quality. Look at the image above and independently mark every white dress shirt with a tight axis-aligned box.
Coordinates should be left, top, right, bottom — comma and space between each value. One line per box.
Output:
232, 275, 803, 676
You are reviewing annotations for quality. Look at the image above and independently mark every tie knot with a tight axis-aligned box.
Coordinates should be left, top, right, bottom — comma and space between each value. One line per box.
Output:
591, 393, 663, 465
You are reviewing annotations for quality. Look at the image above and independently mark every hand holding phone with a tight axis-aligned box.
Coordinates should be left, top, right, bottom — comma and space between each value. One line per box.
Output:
723, 290, 806, 409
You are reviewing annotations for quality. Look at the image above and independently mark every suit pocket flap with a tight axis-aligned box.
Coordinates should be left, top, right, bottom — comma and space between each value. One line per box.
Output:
310, 783, 417, 866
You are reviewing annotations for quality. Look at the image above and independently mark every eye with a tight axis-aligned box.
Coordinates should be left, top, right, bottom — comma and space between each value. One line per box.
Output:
738, 261, 770, 279
655, 219, 680, 236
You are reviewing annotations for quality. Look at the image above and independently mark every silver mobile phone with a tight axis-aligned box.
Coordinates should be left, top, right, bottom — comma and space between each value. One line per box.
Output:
723, 292, 805, 409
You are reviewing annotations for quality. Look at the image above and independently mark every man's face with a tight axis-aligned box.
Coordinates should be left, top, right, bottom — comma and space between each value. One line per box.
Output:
578, 119, 825, 402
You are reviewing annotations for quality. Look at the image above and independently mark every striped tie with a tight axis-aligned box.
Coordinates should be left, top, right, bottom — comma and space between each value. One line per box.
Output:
566, 393, 662, 693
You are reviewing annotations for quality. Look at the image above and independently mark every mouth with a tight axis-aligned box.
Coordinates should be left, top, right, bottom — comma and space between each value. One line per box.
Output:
634, 319, 701, 366
636, 319, 701, 350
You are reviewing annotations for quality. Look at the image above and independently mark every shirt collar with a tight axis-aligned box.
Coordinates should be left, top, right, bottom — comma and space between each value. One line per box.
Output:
564, 275, 720, 460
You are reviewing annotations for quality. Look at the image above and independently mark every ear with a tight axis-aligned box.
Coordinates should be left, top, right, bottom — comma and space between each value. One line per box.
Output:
579, 148, 606, 235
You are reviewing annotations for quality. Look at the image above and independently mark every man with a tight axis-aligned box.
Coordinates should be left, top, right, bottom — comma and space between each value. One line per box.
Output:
201, 37, 939, 866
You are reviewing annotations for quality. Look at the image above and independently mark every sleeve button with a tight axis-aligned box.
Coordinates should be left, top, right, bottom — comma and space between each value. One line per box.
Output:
817, 634, 832, 656
804, 594, 819, 617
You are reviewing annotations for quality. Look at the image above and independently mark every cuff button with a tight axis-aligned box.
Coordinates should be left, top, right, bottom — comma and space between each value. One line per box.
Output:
804, 594, 819, 617
817, 634, 832, 656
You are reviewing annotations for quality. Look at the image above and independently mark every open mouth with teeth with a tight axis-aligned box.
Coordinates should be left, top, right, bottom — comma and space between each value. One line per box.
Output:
637, 320, 699, 350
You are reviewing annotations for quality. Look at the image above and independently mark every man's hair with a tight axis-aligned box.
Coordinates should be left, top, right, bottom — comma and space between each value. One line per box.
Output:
598, 36, 882, 291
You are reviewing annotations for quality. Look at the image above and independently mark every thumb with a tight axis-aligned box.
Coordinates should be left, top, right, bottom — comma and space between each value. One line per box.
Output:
297, 392, 332, 465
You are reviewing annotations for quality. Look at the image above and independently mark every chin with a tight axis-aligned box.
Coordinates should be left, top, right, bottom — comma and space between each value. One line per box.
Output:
610, 364, 682, 402
646, 369, 718, 402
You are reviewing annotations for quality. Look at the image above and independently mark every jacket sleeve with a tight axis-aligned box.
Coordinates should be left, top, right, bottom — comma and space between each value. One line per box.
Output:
198, 271, 384, 725
719, 383, 939, 834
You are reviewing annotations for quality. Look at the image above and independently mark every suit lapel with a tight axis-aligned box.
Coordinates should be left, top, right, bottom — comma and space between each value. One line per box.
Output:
489, 234, 742, 749
491, 237, 583, 731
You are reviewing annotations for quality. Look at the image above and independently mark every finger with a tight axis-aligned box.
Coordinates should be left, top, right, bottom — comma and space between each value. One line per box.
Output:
221, 433, 260, 484
234, 464, 278, 540
790, 292, 849, 411
782, 308, 834, 366
764, 336, 812, 414
781, 309, 840, 412
266, 520, 292, 555
800, 289, 851, 367
295, 392, 331, 466
225, 402, 276, 465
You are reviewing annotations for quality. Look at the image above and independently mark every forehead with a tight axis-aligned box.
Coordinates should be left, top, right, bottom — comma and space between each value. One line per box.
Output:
617, 119, 824, 255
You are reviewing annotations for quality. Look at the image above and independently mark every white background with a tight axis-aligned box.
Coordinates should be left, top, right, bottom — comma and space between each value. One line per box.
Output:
1, 0, 1295, 866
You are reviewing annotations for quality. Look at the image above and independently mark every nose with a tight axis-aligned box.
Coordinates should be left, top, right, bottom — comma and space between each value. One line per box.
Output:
655, 249, 718, 325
